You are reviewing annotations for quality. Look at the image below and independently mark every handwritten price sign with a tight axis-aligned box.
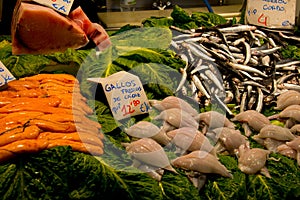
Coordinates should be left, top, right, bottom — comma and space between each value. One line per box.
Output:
246, 0, 296, 29
33, 0, 74, 15
0, 61, 15, 88
88, 71, 151, 121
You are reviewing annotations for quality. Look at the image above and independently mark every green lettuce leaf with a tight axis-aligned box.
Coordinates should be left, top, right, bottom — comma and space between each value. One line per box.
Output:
170, 5, 192, 24
0, 39, 91, 78
247, 153, 300, 199
191, 12, 227, 27
280, 45, 300, 60
0, 145, 201, 200
171, 5, 197, 30
130, 62, 180, 98
110, 27, 172, 51
199, 155, 247, 200
0, 40, 12, 58
92, 100, 120, 134
78, 47, 185, 99
3, 54, 53, 78
198, 153, 300, 200
142, 17, 174, 28
143, 5, 229, 30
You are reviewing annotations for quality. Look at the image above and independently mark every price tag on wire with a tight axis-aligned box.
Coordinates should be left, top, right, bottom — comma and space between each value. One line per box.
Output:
0, 61, 15, 88
32, 0, 74, 15
88, 71, 151, 121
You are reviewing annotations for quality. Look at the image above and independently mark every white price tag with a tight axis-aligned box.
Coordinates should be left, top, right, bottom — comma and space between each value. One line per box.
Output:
33, 0, 74, 15
246, 0, 297, 29
0, 61, 15, 87
88, 71, 151, 121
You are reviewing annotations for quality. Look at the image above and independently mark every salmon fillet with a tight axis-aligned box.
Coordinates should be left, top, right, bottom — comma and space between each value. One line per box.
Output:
11, 1, 89, 55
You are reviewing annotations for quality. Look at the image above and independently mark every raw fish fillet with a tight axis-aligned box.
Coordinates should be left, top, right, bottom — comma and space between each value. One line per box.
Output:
11, 1, 89, 55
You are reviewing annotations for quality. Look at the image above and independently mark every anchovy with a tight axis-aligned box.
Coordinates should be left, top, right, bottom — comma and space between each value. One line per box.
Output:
232, 53, 245, 60
213, 48, 237, 63
247, 95, 256, 110
190, 65, 208, 75
182, 42, 215, 62
172, 32, 202, 41
170, 25, 195, 34
191, 75, 211, 99
190, 81, 199, 101
212, 93, 233, 116
279, 31, 300, 42
249, 57, 259, 65
208, 27, 230, 47
281, 83, 300, 91
254, 29, 267, 37
224, 90, 234, 104
246, 84, 253, 97
241, 80, 266, 89
270, 79, 278, 95
175, 54, 189, 93
227, 62, 268, 78
175, 36, 207, 43
229, 80, 241, 104
204, 41, 233, 56
208, 35, 222, 43
275, 60, 300, 69
199, 72, 209, 82
276, 73, 298, 84
267, 37, 277, 48
200, 44, 228, 61
228, 45, 242, 53
267, 32, 288, 47
172, 34, 194, 41
256, 87, 264, 113
240, 90, 248, 112
279, 66, 297, 71
239, 70, 264, 81
190, 59, 208, 75
181, 85, 188, 96
251, 46, 282, 55
248, 31, 261, 46
170, 40, 181, 51
204, 69, 224, 91
219, 25, 257, 33
231, 37, 246, 46
241, 41, 251, 65
250, 43, 270, 51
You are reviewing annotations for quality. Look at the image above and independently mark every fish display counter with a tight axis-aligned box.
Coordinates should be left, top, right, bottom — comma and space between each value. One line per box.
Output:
0, 0, 299, 199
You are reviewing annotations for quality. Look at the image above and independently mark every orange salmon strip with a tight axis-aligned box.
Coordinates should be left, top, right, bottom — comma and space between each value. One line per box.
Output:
21, 74, 78, 84
0, 125, 41, 147
46, 139, 103, 155
0, 139, 48, 154
38, 132, 104, 148
29, 119, 77, 133
0, 96, 61, 108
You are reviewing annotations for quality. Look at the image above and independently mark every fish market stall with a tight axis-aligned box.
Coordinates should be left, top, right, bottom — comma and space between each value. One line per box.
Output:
0, 0, 300, 199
